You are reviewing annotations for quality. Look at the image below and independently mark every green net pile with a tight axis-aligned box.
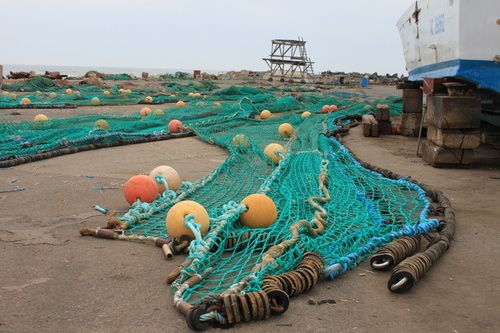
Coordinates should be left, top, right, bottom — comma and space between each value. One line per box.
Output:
0, 82, 436, 311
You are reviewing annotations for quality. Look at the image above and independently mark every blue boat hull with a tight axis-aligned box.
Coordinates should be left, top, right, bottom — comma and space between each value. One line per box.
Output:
408, 59, 500, 94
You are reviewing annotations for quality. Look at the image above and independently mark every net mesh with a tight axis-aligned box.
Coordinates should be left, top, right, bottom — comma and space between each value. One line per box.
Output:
0, 81, 436, 307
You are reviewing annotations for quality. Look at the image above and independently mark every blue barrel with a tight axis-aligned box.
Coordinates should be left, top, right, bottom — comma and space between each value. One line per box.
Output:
361, 77, 368, 88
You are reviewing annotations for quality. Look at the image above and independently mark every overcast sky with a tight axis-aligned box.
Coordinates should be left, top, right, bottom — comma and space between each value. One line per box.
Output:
1, 0, 415, 75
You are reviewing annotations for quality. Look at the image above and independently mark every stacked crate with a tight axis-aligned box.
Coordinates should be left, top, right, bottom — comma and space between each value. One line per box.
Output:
419, 95, 481, 167
401, 88, 423, 136
375, 103, 392, 135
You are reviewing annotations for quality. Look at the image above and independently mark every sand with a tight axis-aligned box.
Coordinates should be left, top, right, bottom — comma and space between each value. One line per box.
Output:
0, 80, 499, 333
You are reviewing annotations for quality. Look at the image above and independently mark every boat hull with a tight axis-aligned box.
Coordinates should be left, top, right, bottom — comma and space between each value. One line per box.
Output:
397, 0, 500, 93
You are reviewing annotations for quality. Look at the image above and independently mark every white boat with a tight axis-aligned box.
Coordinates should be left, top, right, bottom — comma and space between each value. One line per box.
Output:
397, 0, 500, 94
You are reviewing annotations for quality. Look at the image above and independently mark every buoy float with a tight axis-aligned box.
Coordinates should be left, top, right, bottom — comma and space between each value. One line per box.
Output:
278, 123, 294, 137
321, 105, 330, 113
123, 175, 158, 205
168, 119, 183, 133
329, 105, 338, 112
145, 96, 153, 103
166, 200, 210, 238
65, 88, 73, 95
260, 110, 271, 119
94, 119, 109, 130
21, 97, 31, 104
103, 90, 111, 96
301, 111, 311, 120
149, 165, 181, 193
239, 193, 277, 228
214, 102, 222, 108
231, 134, 250, 149
176, 100, 185, 107
264, 143, 286, 165
34, 114, 48, 122
91, 97, 100, 104
140, 107, 152, 116
152, 109, 164, 116
49, 92, 57, 99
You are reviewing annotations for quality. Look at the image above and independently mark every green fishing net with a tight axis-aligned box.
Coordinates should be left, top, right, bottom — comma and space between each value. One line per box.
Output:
0, 82, 438, 311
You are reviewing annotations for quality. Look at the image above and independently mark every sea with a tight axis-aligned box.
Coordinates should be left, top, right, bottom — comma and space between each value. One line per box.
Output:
1, 64, 226, 78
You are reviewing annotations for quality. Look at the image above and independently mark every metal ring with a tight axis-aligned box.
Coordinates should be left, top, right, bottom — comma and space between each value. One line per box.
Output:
371, 259, 391, 269
389, 277, 408, 292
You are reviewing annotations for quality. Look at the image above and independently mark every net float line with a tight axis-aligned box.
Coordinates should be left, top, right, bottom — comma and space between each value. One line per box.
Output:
262, 252, 324, 299
79, 227, 190, 259
369, 235, 421, 271
184, 290, 273, 331
0, 130, 195, 168
387, 191, 455, 293
340, 141, 456, 293
180, 252, 323, 331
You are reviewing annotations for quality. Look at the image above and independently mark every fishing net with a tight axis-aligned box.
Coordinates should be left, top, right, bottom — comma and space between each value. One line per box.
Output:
0, 82, 445, 329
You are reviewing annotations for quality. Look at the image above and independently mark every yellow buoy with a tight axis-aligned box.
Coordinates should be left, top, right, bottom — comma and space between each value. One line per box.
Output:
91, 97, 100, 104
264, 143, 286, 165
166, 200, 210, 238
278, 123, 294, 137
103, 90, 111, 96
260, 110, 271, 119
49, 92, 57, 99
94, 119, 109, 130
145, 96, 153, 103
152, 109, 164, 116
21, 97, 31, 105
301, 111, 311, 120
231, 134, 250, 149
65, 88, 73, 95
140, 107, 152, 116
176, 100, 186, 107
34, 114, 48, 122
149, 165, 181, 193
239, 193, 277, 228
214, 102, 222, 108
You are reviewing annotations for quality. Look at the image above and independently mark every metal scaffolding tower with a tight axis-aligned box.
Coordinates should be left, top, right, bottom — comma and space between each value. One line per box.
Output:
263, 37, 315, 83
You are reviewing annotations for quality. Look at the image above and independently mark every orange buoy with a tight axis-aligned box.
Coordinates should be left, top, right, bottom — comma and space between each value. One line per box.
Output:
103, 90, 111, 96
149, 165, 181, 193
34, 114, 48, 122
21, 97, 31, 104
239, 193, 277, 228
65, 88, 73, 95
123, 175, 158, 205
329, 105, 338, 112
260, 110, 271, 119
49, 92, 57, 99
301, 111, 311, 120
166, 200, 210, 238
264, 143, 286, 165
140, 107, 151, 116
168, 119, 183, 133
321, 105, 330, 113
278, 123, 294, 137
176, 100, 185, 107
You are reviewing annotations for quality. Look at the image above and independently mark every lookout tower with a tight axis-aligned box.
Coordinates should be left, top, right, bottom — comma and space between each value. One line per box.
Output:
263, 38, 315, 83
